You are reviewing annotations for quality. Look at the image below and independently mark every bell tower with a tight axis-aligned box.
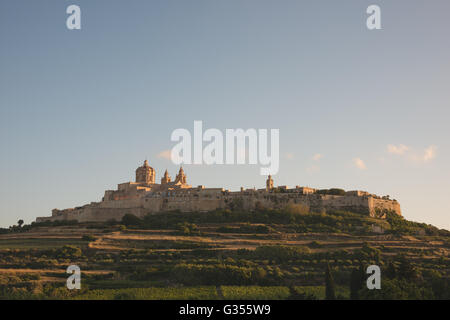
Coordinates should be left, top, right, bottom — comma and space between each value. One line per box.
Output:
266, 175, 274, 191
174, 166, 187, 185
161, 169, 171, 184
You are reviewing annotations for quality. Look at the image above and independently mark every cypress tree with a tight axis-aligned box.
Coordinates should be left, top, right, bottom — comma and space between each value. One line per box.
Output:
385, 261, 397, 279
398, 255, 417, 281
325, 263, 336, 300
350, 268, 361, 300
349, 262, 366, 300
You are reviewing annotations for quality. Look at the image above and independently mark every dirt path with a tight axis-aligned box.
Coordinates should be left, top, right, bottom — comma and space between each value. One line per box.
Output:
0, 268, 114, 275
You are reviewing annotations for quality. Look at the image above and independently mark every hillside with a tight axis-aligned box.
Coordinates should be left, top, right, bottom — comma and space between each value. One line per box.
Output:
1, 208, 449, 300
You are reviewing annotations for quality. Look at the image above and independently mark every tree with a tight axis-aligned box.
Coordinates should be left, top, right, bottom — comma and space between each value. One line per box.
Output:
325, 263, 336, 300
385, 261, 397, 279
398, 255, 417, 281
350, 264, 365, 300
17, 220, 24, 228
121, 214, 142, 227
350, 269, 360, 299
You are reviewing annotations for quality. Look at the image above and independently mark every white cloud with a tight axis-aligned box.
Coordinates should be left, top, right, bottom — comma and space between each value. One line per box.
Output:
353, 158, 367, 170
312, 153, 323, 161
387, 144, 437, 164
423, 145, 437, 162
387, 144, 409, 155
157, 150, 172, 160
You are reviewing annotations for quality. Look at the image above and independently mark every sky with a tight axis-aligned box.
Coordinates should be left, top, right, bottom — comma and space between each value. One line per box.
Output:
0, 0, 449, 229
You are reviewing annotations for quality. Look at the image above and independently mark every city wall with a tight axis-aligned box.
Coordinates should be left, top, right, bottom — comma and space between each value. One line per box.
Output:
36, 192, 401, 223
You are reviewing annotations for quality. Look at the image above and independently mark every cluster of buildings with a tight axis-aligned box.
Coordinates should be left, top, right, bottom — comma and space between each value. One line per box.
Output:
36, 160, 401, 223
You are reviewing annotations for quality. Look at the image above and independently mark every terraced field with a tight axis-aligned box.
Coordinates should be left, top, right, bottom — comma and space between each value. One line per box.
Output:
0, 210, 449, 300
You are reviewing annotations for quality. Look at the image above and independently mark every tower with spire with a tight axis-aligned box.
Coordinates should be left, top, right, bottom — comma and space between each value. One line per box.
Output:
174, 166, 187, 185
266, 175, 274, 191
161, 169, 171, 184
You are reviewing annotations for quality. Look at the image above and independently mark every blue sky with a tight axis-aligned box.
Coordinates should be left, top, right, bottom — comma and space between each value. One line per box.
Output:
1, 1, 449, 229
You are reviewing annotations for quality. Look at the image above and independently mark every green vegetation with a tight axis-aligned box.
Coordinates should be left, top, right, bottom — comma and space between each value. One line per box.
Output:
325, 263, 336, 300
175, 222, 201, 235
74, 287, 219, 300
1, 208, 449, 300
102, 209, 394, 235
386, 212, 450, 236
0, 238, 88, 249
81, 235, 97, 242
317, 189, 346, 196
221, 286, 290, 300
292, 286, 350, 300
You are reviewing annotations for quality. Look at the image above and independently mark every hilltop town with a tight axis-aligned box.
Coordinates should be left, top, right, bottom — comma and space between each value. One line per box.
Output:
36, 160, 401, 223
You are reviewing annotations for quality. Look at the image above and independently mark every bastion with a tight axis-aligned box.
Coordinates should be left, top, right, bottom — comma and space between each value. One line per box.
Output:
35, 161, 401, 223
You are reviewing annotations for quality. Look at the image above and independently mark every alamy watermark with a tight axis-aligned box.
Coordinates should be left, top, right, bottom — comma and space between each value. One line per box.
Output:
366, 265, 381, 290
66, 265, 81, 290
170, 121, 279, 175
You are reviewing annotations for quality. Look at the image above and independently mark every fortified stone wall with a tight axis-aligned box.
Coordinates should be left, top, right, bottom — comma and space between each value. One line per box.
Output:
36, 192, 400, 223
369, 197, 402, 218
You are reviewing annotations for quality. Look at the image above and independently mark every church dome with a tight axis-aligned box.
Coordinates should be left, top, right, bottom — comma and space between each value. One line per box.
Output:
136, 160, 155, 184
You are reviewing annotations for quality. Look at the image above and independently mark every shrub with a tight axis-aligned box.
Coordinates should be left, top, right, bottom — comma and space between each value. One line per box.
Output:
308, 241, 322, 248
285, 204, 310, 216
176, 222, 199, 235
55, 245, 82, 259
82, 235, 97, 242
121, 214, 142, 227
